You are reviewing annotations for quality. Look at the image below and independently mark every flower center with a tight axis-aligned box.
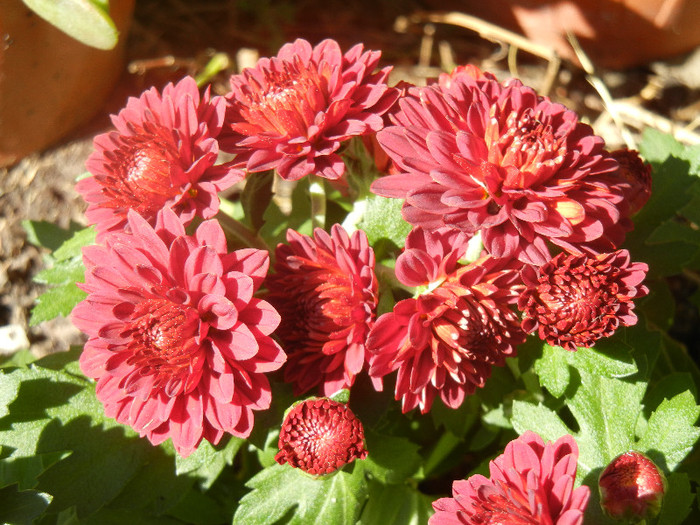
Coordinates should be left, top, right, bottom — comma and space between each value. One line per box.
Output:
240, 58, 331, 138
485, 108, 567, 190
124, 298, 200, 395
539, 267, 615, 332
102, 131, 181, 216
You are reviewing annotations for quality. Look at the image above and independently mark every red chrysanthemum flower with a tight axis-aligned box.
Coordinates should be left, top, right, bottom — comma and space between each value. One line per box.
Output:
607, 148, 652, 215
430, 431, 590, 525
367, 253, 525, 414
274, 398, 368, 475
265, 224, 378, 396
219, 38, 398, 181
599, 451, 667, 522
371, 66, 632, 265
77, 76, 242, 239
518, 249, 648, 351
71, 209, 286, 456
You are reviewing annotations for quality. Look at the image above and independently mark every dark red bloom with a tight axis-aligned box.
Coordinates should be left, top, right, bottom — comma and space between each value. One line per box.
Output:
367, 254, 525, 414
71, 209, 285, 456
518, 249, 648, 351
274, 398, 368, 475
430, 431, 590, 525
265, 224, 378, 396
77, 76, 242, 239
599, 451, 667, 522
220, 38, 398, 181
371, 66, 632, 265
607, 148, 652, 215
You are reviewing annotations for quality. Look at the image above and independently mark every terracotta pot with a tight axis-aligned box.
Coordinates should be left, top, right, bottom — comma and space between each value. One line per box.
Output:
0, 0, 135, 167
421, 0, 700, 69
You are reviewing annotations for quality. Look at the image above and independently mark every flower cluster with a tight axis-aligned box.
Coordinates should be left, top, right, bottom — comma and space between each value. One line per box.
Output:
72, 35, 651, 463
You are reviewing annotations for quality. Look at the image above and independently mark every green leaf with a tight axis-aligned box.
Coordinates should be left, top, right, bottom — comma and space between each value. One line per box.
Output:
568, 375, 646, 479
165, 488, 229, 525
34, 257, 85, 286
639, 128, 685, 164
0, 484, 52, 525
259, 177, 312, 247
29, 227, 94, 326
240, 170, 274, 231
514, 365, 647, 476
0, 451, 71, 491
232, 463, 368, 525
636, 391, 700, 472
514, 343, 700, 525
644, 373, 698, 420
431, 395, 479, 437
0, 364, 192, 520
102, 444, 195, 517
656, 472, 694, 525
79, 507, 185, 525
29, 284, 87, 326
533, 340, 637, 399
567, 339, 637, 378
329, 389, 351, 404
510, 401, 572, 445
356, 194, 411, 249
0, 349, 36, 369
0, 372, 20, 418
363, 429, 422, 484
534, 344, 570, 398
22, 220, 77, 252
52, 227, 96, 262
358, 479, 433, 525
175, 437, 244, 490
21, 0, 119, 50
627, 139, 700, 277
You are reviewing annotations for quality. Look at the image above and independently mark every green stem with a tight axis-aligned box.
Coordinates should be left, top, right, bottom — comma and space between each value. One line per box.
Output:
308, 174, 326, 230
215, 211, 270, 252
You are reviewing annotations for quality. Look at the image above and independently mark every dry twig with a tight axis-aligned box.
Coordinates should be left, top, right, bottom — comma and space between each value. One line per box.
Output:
394, 11, 561, 96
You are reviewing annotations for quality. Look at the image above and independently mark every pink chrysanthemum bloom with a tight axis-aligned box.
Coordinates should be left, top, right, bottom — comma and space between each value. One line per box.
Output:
265, 224, 378, 396
274, 398, 368, 475
518, 249, 648, 351
430, 431, 590, 525
367, 250, 525, 414
77, 76, 242, 239
219, 38, 398, 181
371, 66, 632, 265
71, 208, 285, 456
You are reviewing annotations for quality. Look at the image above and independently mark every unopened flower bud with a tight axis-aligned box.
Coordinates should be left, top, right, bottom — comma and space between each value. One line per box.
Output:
599, 451, 667, 522
275, 398, 368, 475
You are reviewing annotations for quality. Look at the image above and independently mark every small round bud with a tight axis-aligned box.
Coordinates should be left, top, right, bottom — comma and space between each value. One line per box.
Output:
274, 398, 368, 475
598, 451, 667, 522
